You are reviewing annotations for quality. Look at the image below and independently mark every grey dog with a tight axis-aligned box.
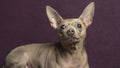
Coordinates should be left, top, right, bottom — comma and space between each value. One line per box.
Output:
3, 2, 95, 68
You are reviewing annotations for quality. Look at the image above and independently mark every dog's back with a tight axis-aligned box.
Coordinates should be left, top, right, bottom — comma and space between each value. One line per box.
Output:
3, 43, 57, 68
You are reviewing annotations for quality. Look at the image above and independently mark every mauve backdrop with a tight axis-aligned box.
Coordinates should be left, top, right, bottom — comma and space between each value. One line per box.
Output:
0, 0, 120, 68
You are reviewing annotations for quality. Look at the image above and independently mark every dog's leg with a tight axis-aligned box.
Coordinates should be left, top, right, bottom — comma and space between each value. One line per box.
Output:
4, 46, 29, 68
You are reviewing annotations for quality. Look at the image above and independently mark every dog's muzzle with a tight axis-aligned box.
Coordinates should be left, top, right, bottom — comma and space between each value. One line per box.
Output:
66, 29, 80, 43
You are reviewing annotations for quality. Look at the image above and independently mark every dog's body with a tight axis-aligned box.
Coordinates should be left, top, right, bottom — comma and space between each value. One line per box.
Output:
3, 2, 95, 68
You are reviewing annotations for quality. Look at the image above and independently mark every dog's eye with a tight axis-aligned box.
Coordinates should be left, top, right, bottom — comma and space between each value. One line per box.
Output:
60, 24, 66, 30
77, 24, 81, 28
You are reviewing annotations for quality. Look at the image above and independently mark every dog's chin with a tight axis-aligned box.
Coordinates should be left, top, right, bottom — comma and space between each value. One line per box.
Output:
66, 37, 80, 44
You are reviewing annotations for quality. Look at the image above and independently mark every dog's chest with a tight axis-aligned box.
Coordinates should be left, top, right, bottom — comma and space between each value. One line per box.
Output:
59, 53, 81, 68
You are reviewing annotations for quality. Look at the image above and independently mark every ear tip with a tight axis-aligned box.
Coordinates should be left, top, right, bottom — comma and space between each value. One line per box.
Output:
46, 5, 51, 10
90, 2, 95, 6
46, 5, 55, 12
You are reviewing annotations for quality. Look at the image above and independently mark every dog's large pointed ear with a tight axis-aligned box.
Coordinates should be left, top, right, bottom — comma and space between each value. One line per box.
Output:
46, 6, 63, 29
79, 2, 95, 27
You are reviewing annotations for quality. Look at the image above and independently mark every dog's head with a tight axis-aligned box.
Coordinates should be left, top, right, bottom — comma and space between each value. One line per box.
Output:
46, 2, 95, 45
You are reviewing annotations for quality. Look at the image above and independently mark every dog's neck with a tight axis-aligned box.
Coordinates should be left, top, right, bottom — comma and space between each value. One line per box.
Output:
57, 39, 85, 57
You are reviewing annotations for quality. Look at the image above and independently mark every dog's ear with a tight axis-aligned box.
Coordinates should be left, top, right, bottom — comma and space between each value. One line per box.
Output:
46, 6, 63, 29
79, 2, 95, 27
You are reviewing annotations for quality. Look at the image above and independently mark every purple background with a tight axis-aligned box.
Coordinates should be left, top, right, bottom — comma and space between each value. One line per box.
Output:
0, 0, 120, 68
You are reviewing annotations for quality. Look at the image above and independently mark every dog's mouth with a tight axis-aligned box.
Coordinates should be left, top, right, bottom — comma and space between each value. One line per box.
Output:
60, 31, 80, 44
66, 36, 80, 44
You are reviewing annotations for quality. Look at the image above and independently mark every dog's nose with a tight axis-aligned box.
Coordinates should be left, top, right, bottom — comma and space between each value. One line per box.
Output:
67, 29, 75, 36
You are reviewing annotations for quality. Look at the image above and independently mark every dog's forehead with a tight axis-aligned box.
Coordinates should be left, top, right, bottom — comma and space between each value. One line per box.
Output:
62, 18, 83, 24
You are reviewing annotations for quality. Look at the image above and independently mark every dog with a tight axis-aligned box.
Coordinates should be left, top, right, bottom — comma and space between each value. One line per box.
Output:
3, 2, 95, 68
